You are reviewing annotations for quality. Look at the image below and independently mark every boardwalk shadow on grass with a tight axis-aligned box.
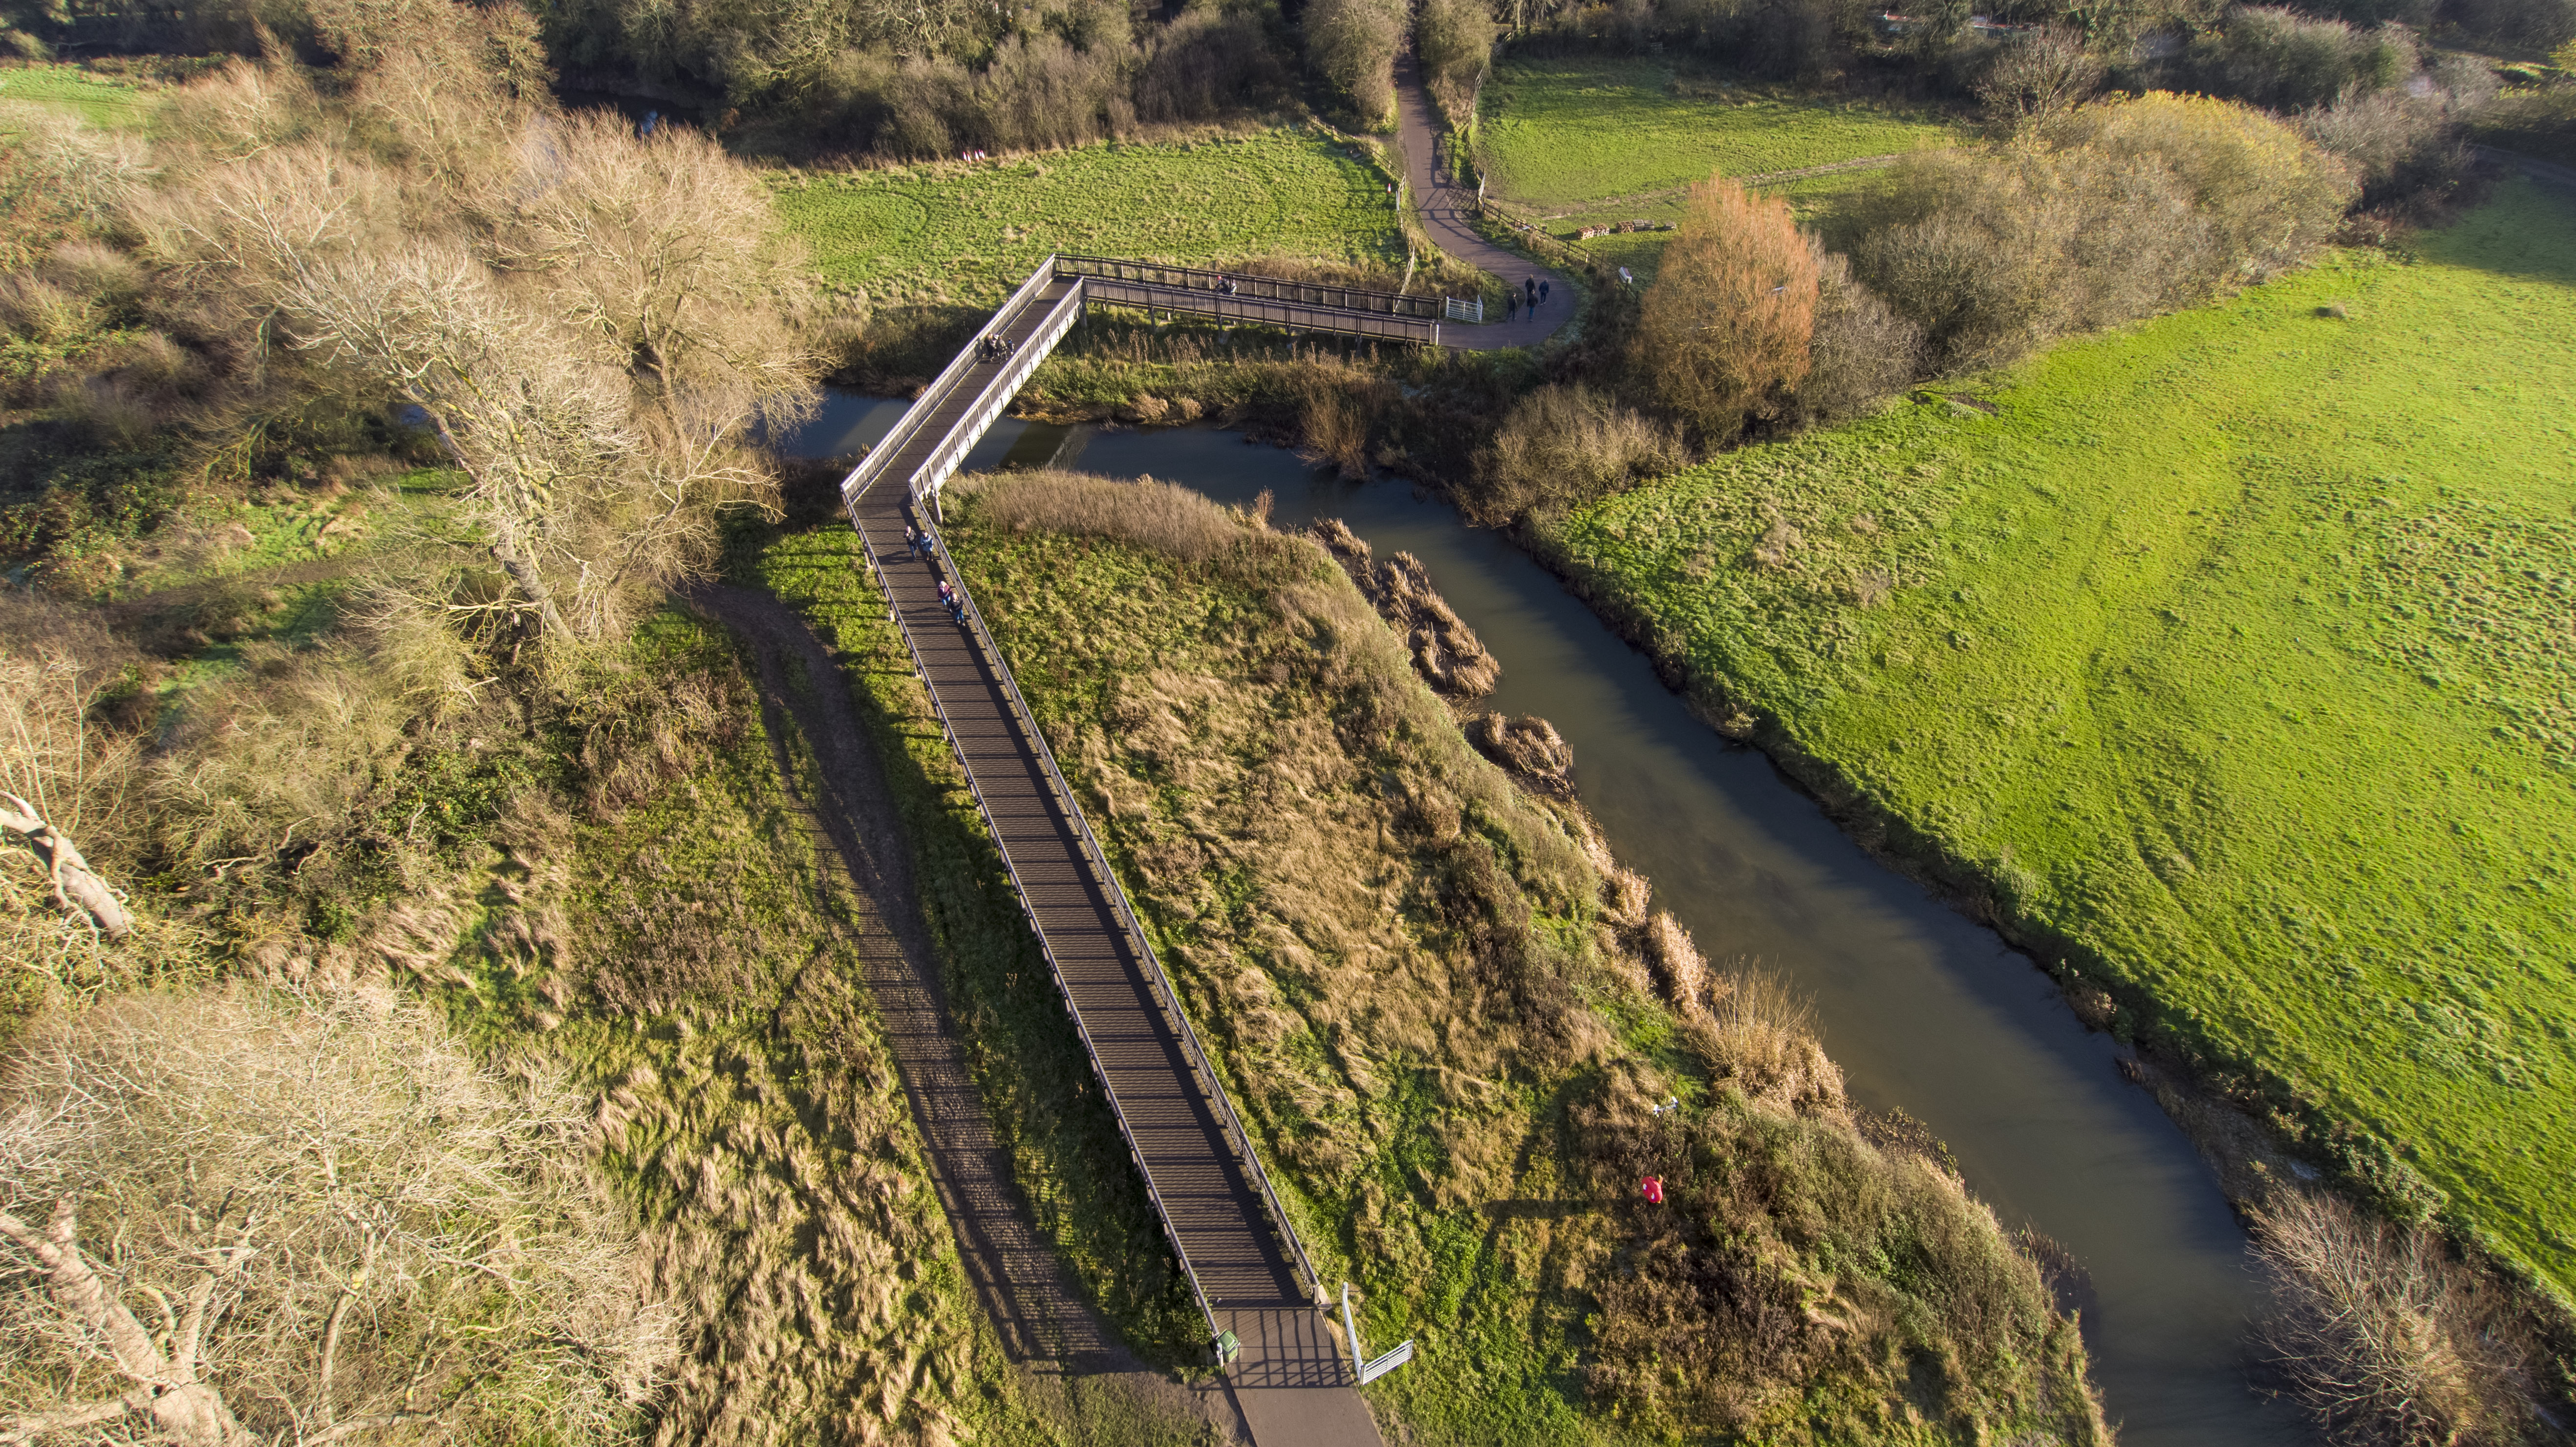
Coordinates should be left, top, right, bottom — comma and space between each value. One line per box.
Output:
686, 579, 1221, 1412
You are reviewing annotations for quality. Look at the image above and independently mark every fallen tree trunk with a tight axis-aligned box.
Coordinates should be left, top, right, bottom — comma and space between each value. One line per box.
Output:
1, 793, 132, 938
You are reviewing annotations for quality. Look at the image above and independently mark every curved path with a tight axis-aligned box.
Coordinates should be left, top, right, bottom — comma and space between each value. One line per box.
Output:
1392, 58, 1574, 347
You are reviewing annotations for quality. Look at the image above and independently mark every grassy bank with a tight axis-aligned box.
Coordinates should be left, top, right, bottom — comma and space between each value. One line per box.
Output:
1474, 60, 1956, 213
1539, 178, 2576, 1298
772, 131, 1406, 307
425, 611, 1056, 1443
933, 472, 2105, 1445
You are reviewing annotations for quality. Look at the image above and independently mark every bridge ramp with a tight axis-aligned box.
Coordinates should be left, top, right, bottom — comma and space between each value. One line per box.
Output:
842, 491, 1385, 1447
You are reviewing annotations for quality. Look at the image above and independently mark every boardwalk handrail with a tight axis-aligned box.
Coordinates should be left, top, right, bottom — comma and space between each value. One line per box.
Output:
1080, 277, 1441, 346
843, 255, 1062, 506
1053, 253, 1441, 318
846, 528, 1230, 1348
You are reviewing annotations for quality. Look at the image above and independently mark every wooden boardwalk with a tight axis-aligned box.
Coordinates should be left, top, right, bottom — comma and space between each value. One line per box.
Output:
838, 258, 1389, 1447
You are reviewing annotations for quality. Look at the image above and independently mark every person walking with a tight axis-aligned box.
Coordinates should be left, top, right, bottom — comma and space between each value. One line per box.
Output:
1539, 279, 1551, 306
1524, 277, 1537, 309
937, 577, 959, 619
902, 521, 919, 559
1504, 289, 1518, 322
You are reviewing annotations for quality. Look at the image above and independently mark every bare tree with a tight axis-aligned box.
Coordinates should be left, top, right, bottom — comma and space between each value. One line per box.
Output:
480, 113, 816, 633
129, 74, 812, 648
488, 111, 812, 424
280, 242, 638, 639
1975, 26, 2106, 126
0, 989, 677, 1446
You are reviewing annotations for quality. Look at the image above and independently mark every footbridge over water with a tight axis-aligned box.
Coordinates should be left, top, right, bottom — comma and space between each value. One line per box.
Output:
837, 257, 1417, 1447
849, 254, 1463, 522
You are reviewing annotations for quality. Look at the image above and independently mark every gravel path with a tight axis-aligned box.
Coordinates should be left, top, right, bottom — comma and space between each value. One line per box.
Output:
1393, 58, 1576, 348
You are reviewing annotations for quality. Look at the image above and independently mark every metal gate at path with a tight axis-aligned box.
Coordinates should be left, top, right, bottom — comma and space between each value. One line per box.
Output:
835, 256, 1441, 1447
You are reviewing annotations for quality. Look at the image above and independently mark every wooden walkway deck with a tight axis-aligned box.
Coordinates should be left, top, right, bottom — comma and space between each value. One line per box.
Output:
837, 257, 1390, 1447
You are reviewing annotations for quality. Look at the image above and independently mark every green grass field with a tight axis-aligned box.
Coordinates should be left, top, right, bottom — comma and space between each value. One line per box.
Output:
1475, 60, 1956, 213
0, 63, 153, 128
773, 131, 1405, 306
1542, 178, 2576, 1297
1558, 169, 1881, 287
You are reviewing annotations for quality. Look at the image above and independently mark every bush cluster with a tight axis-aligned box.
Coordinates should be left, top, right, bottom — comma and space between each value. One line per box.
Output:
1837, 92, 2352, 371
2168, 6, 2420, 111
792, 15, 1289, 160
1466, 382, 1688, 524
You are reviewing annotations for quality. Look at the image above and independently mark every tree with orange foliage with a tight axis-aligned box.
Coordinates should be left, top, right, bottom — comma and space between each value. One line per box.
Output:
1633, 178, 1820, 441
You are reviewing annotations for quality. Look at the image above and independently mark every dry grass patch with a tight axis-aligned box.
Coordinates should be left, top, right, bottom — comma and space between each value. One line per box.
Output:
946, 469, 2107, 1445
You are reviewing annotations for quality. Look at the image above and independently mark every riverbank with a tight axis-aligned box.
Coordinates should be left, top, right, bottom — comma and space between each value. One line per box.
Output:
929, 468, 2108, 1444
1531, 177, 2576, 1335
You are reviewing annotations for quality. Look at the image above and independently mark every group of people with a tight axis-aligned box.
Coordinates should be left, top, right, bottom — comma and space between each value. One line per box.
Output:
976, 334, 1014, 363
900, 522, 970, 624
1503, 275, 1551, 322
1214, 274, 1239, 297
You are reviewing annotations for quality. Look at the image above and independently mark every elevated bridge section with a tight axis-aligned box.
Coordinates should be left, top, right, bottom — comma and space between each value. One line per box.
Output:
838, 256, 1399, 1446
842, 255, 1454, 520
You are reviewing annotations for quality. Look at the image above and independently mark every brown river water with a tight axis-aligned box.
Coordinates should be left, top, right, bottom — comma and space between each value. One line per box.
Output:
787, 393, 2316, 1445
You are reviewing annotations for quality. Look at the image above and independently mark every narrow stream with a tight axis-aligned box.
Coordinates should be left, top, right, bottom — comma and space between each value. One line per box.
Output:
785, 393, 2313, 1445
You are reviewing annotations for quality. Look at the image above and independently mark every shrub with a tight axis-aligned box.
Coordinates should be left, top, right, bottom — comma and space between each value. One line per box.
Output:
2041, 91, 2356, 279
1974, 24, 2106, 124
1418, 0, 1500, 115
1634, 177, 1819, 441
1467, 383, 1689, 525
2299, 88, 2471, 211
2176, 6, 2416, 111
1795, 244, 1922, 423
1842, 148, 2095, 370
2250, 1191, 2545, 1445
2447, 0, 2576, 49
1305, 0, 1406, 126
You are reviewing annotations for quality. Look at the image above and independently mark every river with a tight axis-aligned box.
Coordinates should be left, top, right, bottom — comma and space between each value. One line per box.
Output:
784, 392, 2314, 1446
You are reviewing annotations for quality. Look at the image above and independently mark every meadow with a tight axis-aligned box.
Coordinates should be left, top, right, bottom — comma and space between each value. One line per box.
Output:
1555, 170, 1883, 287
1540, 177, 2576, 1298
0, 62, 154, 129
772, 131, 1407, 306
1473, 60, 1957, 213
